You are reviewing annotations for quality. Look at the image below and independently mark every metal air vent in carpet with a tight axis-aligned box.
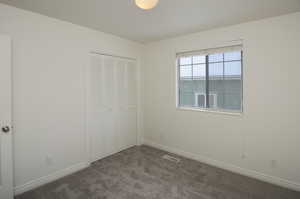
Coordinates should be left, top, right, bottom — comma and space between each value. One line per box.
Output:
162, 154, 180, 163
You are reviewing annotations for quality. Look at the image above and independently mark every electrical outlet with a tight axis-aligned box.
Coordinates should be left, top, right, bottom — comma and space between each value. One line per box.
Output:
271, 160, 277, 169
45, 155, 53, 166
241, 154, 246, 159
160, 133, 165, 142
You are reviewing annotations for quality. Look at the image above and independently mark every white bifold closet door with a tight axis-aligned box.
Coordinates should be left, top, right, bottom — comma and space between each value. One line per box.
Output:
88, 54, 137, 162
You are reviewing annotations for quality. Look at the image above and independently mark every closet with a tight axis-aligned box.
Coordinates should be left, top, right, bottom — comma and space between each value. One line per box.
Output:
87, 53, 137, 162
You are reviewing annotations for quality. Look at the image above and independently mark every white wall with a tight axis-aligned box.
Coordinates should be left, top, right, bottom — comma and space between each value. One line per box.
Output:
143, 12, 300, 190
0, 3, 143, 191
1, 1, 300, 194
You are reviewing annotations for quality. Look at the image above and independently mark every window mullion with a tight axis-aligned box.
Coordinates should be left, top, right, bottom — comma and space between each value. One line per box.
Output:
178, 59, 181, 107
191, 56, 194, 80
205, 55, 209, 108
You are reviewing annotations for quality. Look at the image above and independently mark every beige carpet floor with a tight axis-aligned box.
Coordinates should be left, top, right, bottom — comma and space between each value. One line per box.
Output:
15, 145, 300, 199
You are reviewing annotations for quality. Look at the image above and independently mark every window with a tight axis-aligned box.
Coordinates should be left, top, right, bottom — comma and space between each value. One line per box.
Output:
177, 45, 243, 113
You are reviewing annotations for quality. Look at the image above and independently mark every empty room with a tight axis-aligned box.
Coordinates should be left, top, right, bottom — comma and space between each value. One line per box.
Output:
0, 0, 300, 198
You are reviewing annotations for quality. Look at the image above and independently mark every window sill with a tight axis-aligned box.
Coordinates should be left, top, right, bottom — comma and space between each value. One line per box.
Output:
176, 107, 243, 116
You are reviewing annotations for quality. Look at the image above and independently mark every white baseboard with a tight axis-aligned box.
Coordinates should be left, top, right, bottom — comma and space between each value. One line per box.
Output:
14, 162, 90, 196
91, 144, 137, 163
143, 139, 300, 192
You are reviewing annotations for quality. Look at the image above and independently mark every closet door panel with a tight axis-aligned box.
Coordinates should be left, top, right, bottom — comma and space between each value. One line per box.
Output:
88, 55, 117, 162
126, 62, 137, 147
88, 55, 106, 161
116, 60, 127, 107
102, 57, 115, 109
115, 60, 128, 150
118, 109, 136, 149
102, 57, 117, 156
116, 60, 137, 150
127, 62, 137, 106
125, 107, 137, 148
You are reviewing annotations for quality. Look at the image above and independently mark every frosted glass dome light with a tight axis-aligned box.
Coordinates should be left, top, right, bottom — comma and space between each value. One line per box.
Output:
135, 0, 159, 10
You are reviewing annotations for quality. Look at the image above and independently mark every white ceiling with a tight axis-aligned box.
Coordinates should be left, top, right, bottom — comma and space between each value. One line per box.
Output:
1, 0, 300, 43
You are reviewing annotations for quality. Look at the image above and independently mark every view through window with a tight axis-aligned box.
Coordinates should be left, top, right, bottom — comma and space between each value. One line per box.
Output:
177, 45, 243, 112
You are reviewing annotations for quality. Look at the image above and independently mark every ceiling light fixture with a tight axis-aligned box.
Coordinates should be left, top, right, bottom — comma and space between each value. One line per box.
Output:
135, 0, 159, 10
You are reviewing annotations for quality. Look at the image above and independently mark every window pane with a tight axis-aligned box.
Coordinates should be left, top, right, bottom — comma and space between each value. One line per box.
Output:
179, 80, 193, 92
180, 65, 192, 79
209, 63, 223, 77
193, 79, 206, 107
179, 92, 195, 106
209, 53, 223, 62
223, 91, 242, 110
193, 64, 206, 79
208, 59, 241, 111
180, 57, 192, 65
208, 79, 241, 110
224, 51, 241, 61
224, 61, 241, 77
179, 80, 206, 108
193, 56, 206, 64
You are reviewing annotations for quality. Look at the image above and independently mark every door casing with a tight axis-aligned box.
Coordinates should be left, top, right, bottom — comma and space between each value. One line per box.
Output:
0, 34, 13, 199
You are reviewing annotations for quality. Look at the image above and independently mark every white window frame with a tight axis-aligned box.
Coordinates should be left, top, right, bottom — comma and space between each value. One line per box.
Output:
176, 45, 243, 115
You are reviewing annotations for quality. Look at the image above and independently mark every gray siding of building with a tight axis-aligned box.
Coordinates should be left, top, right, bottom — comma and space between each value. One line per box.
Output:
179, 79, 242, 111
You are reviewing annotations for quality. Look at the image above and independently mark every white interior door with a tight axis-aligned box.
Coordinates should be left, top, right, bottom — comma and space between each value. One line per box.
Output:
0, 35, 13, 199
88, 53, 137, 163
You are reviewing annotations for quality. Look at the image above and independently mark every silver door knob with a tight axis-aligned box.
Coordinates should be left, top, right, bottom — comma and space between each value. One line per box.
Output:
2, 126, 10, 133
